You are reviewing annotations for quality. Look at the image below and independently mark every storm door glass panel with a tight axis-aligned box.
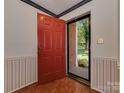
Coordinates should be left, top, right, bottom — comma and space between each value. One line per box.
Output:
68, 16, 90, 80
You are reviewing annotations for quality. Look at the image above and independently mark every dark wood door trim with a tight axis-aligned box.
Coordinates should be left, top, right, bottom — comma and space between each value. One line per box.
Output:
67, 14, 91, 81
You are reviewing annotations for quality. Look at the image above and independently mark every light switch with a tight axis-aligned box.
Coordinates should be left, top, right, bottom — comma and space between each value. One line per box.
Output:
97, 38, 104, 44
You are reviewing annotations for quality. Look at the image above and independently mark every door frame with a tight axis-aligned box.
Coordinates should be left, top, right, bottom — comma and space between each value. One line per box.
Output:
67, 14, 91, 81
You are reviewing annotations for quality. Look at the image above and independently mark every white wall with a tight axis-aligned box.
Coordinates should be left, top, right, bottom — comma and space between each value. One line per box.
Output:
60, 0, 119, 58
4, 0, 49, 92
60, 0, 119, 92
4, 0, 49, 57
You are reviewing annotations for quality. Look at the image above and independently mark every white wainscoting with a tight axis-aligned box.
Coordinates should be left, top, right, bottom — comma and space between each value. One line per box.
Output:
4, 56, 37, 93
4, 56, 120, 93
91, 57, 120, 93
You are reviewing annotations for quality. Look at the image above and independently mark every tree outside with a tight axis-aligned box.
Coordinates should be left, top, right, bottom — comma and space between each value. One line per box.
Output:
76, 18, 89, 68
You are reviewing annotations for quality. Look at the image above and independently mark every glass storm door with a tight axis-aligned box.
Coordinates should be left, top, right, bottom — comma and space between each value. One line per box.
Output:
68, 14, 90, 80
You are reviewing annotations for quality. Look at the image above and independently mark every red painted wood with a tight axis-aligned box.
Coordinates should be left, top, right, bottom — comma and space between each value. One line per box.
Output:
37, 13, 66, 84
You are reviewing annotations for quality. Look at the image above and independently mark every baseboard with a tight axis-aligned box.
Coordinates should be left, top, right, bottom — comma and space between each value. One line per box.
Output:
8, 81, 37, 93
91, 87, 104, 93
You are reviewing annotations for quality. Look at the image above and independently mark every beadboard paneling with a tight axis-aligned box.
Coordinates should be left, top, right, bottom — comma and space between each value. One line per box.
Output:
4, 56, 37, 93
91, 57, 120, 93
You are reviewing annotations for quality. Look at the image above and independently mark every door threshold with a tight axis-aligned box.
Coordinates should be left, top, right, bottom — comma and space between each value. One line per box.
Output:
67, 74, 90, 86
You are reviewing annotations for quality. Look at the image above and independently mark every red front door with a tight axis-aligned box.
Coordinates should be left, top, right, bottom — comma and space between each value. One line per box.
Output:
37, 13, 66, 84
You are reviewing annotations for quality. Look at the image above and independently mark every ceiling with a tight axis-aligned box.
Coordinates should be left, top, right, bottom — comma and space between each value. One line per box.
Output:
31, 0, 83, 15
21, 0, 92, 18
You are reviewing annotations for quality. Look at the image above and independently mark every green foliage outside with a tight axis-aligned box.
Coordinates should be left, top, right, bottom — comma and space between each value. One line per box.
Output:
76, 18, 89, 67
76, 18, 89, 49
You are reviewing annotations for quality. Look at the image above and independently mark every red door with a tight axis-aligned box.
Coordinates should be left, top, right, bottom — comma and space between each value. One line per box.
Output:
37, 13, 66, 84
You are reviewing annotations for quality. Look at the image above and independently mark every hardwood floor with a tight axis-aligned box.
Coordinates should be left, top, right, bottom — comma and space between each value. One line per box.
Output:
14, 77, 100, 93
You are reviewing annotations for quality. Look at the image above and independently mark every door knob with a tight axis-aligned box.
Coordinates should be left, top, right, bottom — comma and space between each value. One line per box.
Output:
38, 47, 42, 53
